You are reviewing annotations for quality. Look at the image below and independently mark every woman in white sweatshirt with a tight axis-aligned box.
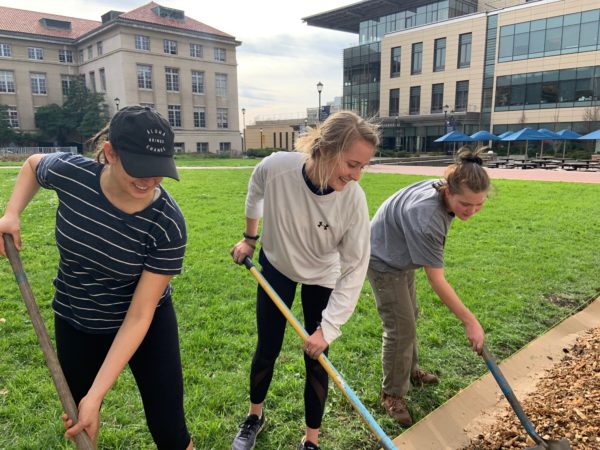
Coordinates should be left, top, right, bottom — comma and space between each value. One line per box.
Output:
230, 111, 380, 450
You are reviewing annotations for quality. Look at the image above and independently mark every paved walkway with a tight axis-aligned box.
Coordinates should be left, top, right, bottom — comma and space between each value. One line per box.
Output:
4, 163, 600, 183
368, 164, 600, 184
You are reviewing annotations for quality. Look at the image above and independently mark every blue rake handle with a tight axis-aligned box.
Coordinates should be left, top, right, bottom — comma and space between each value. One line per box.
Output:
243, 257, 397, 450
481, 345, 546, 446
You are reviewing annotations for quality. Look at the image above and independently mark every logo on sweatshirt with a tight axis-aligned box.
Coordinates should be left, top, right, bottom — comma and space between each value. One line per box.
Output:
317, 221, 329, 231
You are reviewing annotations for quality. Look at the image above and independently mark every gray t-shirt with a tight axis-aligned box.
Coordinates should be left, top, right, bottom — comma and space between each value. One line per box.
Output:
370, 179, 454, 272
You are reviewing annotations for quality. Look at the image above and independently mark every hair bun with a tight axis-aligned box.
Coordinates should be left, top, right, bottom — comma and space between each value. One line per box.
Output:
462, 155, 483, 165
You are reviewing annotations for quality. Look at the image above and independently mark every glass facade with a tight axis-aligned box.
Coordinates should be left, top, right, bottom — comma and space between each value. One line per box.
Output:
495, 65, 600, 110
498, 8, 600, 62
358, 0, 476, 44
343, 42, 381, 117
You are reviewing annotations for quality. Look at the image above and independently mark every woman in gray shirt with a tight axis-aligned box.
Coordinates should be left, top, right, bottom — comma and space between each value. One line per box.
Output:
368, 148, 489, 427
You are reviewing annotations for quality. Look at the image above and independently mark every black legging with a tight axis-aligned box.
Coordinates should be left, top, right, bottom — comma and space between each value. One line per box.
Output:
54, 298, 191, 450
251, 250, 332, 429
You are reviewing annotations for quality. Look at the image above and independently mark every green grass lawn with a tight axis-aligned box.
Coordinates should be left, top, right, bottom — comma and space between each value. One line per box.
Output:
0, 167, 599, 449
0, 155, 260, 167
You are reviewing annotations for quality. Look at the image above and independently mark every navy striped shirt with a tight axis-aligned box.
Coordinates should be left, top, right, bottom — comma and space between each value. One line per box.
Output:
36, 152, 187, 334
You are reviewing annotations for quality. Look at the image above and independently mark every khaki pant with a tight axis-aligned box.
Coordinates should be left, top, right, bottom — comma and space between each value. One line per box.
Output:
367, 267, 418, 397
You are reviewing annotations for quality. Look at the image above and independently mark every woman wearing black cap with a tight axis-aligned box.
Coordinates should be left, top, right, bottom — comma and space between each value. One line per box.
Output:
368, 147, 488, 428
0, 106, 192, 449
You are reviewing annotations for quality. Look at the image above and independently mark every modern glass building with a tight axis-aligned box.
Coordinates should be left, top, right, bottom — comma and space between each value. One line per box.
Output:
304, 0, 600, 151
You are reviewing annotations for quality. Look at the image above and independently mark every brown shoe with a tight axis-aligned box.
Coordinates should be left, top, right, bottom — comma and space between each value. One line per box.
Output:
381, 392, 413, 427
410, 369, 439, 386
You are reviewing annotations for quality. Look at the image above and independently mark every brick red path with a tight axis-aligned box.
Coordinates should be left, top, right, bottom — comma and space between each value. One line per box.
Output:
368, 164, 600, 184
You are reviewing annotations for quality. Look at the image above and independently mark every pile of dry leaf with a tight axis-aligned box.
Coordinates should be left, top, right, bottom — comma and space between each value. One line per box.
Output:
464, 327, 600, 449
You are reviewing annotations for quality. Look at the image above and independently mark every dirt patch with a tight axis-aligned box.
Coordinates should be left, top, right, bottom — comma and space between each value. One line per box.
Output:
463, 327, 600, 449
545, 293, 585, 310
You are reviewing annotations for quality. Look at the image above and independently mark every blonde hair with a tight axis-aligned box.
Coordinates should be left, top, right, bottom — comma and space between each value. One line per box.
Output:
296, 111, 380, 189
434, 147, 490, 194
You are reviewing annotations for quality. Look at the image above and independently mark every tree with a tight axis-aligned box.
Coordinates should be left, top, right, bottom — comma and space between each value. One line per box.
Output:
35, 104, 70, 145
63, 77, 106, 145
34, 77, 106, 147
0, 104, 17, 146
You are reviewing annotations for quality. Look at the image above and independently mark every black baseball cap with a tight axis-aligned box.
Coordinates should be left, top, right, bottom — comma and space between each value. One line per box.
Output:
108, 105, 179, 181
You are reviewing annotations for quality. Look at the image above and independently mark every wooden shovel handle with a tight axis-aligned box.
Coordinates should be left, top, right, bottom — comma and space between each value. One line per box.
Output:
3, 234, 94, 450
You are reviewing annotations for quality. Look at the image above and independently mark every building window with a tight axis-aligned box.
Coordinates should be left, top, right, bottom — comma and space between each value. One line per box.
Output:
390, 46, 401, 78
31, 73, 47, 95
389, 88, 400, 116
215, 73, 227, 97
78, 49, 83, 62
168, 105, 181, 127
458, 33, 472, 68
219, 142, 231, 153
191, 70, 204, 94
193, 107, 206, 128
86, 46, 92, 59
409, 86, 421, 115
99, 68, 106, 91
455, 80, 469, 112
58, 49, 73, 63
7, 106, 19, 128
0, 70, 15, 93
431, 83, 444, 113
433, 38, 446, 72
0, 43, 11, 57
89, 71, 96, 92
163, 39, 177, 55
190, 43, 203, 58
174, 143, 185, 153
196, 142, 209, 153
96, 41, 103, 56
214, 47, 226, 61
28, 47, 44, 60
137, 65, 153, 89
411, 42, 422, 75
135, 35, 150, 51
217, 108, 228, 128
61, 75, 74, 96
498, 11, 600, 63
165, 67, 179, 91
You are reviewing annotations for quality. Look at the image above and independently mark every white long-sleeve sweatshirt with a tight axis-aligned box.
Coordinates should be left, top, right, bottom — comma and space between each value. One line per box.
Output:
245, 151, 370, 343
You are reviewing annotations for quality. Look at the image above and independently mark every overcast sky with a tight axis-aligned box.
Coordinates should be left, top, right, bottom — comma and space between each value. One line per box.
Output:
4, 0, 357, 124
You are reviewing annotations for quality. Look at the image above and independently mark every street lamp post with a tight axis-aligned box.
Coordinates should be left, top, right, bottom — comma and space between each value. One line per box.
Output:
241, 108, 246, 156
317, 81, 323, 124
260, 128, 263, 149
114, 97, 120, 111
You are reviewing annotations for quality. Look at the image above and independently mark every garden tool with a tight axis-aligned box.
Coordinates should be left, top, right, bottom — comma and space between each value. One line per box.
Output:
242, 257, 397, 450
482, 345, 571, 450
4, 234, 94, 450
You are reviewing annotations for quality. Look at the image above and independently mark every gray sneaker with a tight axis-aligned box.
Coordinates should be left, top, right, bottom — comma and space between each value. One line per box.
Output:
231, 414, 265, 450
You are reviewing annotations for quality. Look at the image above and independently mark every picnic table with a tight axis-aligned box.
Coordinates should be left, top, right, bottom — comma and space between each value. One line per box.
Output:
561, 160, 598, 171
512, 161, 538, 169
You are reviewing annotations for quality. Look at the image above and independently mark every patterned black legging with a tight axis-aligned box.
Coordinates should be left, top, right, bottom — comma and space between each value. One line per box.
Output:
250, 250, 332, 429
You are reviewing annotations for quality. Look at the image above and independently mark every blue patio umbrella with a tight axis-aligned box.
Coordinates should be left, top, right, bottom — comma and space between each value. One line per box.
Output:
555, 129, 583, 157
501, 128, 547, 159
579, 129, 600, 139
434, 130, 475, 142
470, 130, 501, 141
497, 131, 514, 156
537, 129, 560, 157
